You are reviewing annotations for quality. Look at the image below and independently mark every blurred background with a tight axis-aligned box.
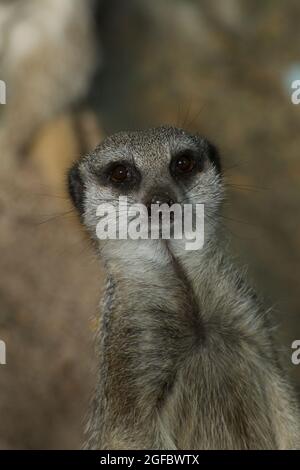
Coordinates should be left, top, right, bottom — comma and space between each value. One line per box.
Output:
0, 0, 299, 449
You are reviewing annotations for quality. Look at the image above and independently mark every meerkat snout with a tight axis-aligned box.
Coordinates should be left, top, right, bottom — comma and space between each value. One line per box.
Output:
145, 190, 176, 219
147, 192, 176, 207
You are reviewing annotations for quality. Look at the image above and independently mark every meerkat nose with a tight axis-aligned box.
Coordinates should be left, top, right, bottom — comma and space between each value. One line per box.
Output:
146, 193, 176, 218
150, 194, 176, 207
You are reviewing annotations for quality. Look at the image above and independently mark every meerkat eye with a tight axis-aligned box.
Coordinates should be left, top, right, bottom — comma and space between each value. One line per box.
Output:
172, 151, 196, 176
110, 164, 130, 183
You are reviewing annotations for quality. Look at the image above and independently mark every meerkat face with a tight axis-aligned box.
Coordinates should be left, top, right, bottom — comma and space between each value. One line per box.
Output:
68, 126, 223, 243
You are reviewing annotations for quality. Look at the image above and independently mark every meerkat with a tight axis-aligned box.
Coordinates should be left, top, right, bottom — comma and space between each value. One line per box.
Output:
67, 126, 300, 450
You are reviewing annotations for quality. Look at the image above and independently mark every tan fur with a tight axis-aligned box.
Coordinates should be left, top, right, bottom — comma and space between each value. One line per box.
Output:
0, 0, 98, 167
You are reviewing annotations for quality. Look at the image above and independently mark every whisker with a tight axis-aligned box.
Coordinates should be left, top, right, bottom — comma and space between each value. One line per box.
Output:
218, 213, 261, 228
35, 209, 76, 225
226, 182, 269, 191
181, 100, 192, 129
33, 192, 70, 200
184, 102, 207, 129
204, 212, 256, 240
226, 184, 265, 194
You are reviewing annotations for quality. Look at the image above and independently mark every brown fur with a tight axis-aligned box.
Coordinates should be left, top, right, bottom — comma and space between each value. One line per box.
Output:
0, 0, 97, 167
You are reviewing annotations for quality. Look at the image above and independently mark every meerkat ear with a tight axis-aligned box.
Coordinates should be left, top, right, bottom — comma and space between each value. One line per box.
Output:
67, 163, 85, 216
207, 141, 221, 174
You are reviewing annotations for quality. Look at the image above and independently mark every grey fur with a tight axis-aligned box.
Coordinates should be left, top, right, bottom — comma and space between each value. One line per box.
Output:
68, 126, 300, 449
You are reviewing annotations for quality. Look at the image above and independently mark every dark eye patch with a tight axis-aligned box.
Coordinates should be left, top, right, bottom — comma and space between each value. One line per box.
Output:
67, 162, 85, 216
110, 164, 131, 183
170, 140, 221, 181
98, 160, 141, 192
170, 149, 203, 180
205, 141, 221, 174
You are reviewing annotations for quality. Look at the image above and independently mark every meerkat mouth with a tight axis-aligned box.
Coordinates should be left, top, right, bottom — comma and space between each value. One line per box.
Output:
94, 196, 204, 250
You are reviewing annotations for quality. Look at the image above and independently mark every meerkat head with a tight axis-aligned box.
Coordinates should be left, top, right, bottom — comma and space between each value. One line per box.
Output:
68, 126, 223, 247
